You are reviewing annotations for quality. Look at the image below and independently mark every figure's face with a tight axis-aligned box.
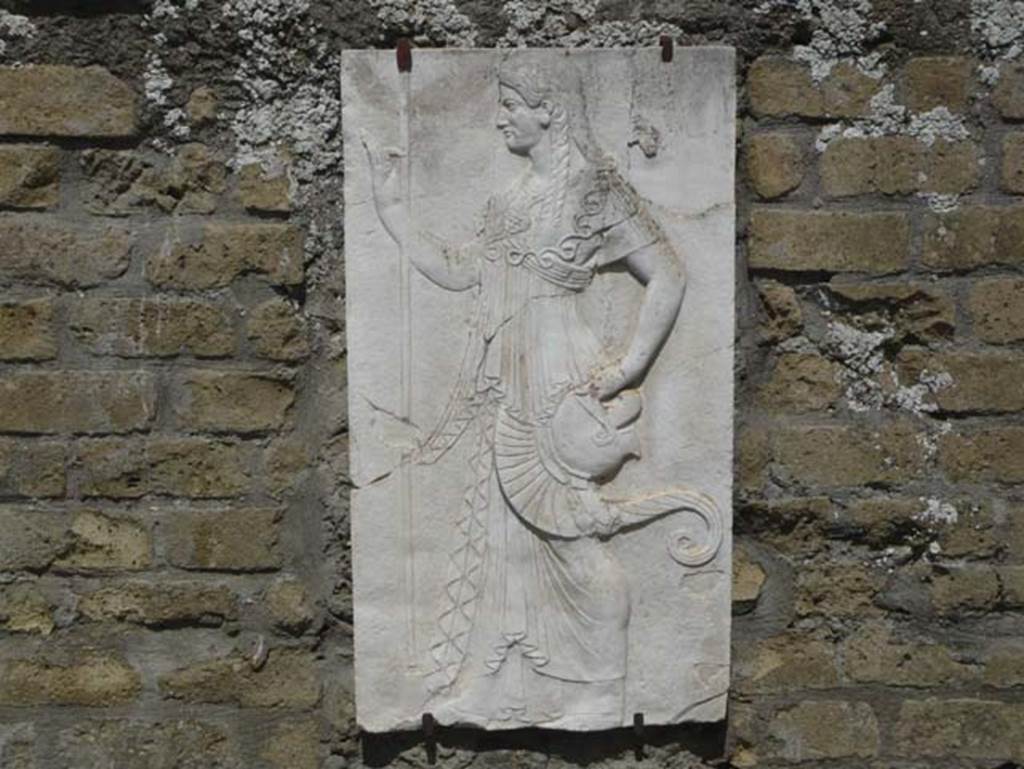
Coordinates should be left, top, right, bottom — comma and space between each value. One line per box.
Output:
496, 85, 549, 156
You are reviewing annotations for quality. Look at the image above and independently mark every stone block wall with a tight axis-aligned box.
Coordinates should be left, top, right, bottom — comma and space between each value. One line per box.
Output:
0, 1, 1021, 767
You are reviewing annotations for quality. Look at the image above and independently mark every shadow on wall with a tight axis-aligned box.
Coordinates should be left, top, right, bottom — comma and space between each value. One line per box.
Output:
361, 719, 727, 766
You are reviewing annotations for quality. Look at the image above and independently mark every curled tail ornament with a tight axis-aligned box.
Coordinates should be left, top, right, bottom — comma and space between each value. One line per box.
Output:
604, 487, 724, 567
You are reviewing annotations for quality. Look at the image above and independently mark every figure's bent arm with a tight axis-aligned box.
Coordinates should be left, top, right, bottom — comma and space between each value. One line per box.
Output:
619, 240, 686, 386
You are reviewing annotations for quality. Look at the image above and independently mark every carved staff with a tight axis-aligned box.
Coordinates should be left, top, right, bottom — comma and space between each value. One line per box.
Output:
396, 41, 417, 667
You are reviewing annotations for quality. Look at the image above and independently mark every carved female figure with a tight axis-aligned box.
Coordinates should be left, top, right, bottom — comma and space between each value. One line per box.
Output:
366, 58, 703, 729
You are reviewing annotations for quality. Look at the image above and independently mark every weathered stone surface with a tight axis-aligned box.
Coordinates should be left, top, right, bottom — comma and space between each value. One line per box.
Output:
749, 209, 910, 273
893, 698, 1024, 758
983, 643, 1024, 687
259, 721, 319, 769
0, 145, 59, 209
0, 655, 141, 706
186, 85, 217, 126
52, 511, 152, 572
748, 57, 880, 118
148, 439, 251, 498
0, 723, 34, 769
264, 578, 315, 634
795, 560, 883, 617
922, 205, 1024, 271
844, 622, 976, 686
0, 217, 131, 287
767, 701, 880, 761
745, 132, 806, 199
262, 438, 313, 498
55, 720, 243, 769
69, 297, 234, 358
246, 298, 310, 361
733, 633, 839, 693
159, 649, 319, 707
1000, 565, 1024, 607
148, 222, 303, 290
0, 582, 56, 634
826, 281, 955, 342
993, 62, 1024, 119
163, 508, 282, 572
821, 137, 979, 197
0, 508, 71, 572
736, 426, 770, 497
968, 278, 1024, 344
239, 161, 293, 212
940, 427, 1024, 483
771, 422, 925, 488
82, 144, 226, 216
755, 279, 802, 342
847, 497, 995, 557
731, 545, 765, 613
1002, 132, 1024, 194
897, 350, 1024, 414
0, 509, 150, 574
0, 66, 136, 137
77, 438, 250, 499
931, 566, 1000, 615
174, 371, 294, 433
0, 372, 156, 434
346, 49, 734, 731
902, 56, 973, 112
79, 581, 237, 627
0, 298, 56, 361
0, 439, 65, 498
758, 352, 841, 411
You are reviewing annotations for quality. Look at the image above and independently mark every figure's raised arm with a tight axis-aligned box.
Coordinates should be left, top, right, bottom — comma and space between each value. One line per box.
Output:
363, 135, 479, 292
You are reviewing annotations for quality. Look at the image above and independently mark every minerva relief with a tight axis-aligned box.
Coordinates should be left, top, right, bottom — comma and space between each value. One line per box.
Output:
343, 49, 735, 732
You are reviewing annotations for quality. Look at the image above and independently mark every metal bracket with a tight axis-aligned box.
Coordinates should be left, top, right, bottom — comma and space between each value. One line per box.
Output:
660, 35, 674, 63
397, 37, 412, 73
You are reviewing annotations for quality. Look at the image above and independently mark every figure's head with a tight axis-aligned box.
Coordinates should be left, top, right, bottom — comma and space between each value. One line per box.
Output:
496, 83, 551, 156
496, 59, 570, 158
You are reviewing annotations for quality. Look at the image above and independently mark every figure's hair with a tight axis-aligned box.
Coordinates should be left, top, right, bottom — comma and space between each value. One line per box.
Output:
498, 57, 609, 224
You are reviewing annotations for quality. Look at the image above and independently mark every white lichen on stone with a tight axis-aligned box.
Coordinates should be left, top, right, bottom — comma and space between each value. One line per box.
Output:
907, 106, 971, 147
971, 0, 1024, 59
563, 20, 684, 48
371, 0, 479, 46
823, 320, 890, 412
151, 0, 200, 20
758, 0, 885, 79
823, 319, 952, 415
143, 51, 174, 108
916, 497, 959, 525
816, 86, 971, 154
0, 9, 35, 60
220, 0, 340, 188
498, 0, 680, 48
0, 10, 36, 60
918, 192, 963, 213
979, 63, 1001, 85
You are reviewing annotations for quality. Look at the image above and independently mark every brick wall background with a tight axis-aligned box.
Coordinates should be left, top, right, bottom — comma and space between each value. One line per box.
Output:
0, 1, 1022, 767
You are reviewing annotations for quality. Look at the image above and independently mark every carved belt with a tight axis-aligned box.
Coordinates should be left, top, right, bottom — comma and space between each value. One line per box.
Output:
521, 249, 593, 291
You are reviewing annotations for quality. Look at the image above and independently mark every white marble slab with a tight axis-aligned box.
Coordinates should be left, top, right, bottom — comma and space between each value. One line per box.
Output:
343, 48, 735, 733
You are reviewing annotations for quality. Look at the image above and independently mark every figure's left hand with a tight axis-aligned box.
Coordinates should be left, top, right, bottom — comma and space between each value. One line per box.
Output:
588, 361, 631, 401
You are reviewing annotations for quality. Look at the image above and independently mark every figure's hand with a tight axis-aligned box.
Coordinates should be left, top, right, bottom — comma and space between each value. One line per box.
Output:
361, 133, 406, 243
587, 360, 631, 401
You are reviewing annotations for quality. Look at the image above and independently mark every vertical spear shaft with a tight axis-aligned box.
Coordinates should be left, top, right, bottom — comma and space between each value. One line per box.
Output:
397, 60, 417, 667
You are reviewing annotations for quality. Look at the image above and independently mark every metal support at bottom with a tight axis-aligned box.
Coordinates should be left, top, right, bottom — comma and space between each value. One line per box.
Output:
633, 712, 645, 761
422, 713, 437, 765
